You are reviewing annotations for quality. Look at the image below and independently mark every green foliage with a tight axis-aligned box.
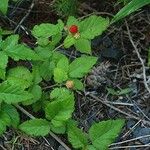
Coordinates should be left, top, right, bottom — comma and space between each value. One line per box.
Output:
67, 124, 88, 149
55, 0, 77, 17
69, 56, 98, 78
6, 66, 33, 89
112, 0, 150, 23
1, 104, 20, 128
0, 14, 125, 149
64, 15, 109, 54
89, 119, 125, 150
19, 119, 50, 136
0, 0, 9, 15
0, 82, 33, 104
45, 88, 75, 127
106, 87, 131, 96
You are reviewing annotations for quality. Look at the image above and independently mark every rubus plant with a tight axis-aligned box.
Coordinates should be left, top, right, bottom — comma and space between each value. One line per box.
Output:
0, 15, 125, 150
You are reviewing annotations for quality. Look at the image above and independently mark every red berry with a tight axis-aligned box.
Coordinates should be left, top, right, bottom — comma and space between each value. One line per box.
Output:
69, 25, 78, 34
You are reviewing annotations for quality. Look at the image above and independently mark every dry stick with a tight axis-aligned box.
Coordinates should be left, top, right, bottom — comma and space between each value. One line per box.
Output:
109, 144, 150, 149
88, 94, 150, 125
110, 134, 150, 146
125, 20, 150, 94
15, 104, 71, 150
14, 0, 35, 33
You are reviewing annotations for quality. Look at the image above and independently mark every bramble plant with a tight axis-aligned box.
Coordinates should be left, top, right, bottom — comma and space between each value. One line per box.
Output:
0, 15, 125, 149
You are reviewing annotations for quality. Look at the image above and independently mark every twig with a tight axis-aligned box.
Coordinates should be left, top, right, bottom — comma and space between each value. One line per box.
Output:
88, 94, 150, 125
110, 134, 150, 146
15, 104, 71, 150
14, 0, 36, 33
125, 20, 150, 94
109, 144, 150, 149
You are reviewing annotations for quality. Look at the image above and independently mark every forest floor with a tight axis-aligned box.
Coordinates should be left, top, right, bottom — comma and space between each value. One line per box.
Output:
0, 0, 150, 150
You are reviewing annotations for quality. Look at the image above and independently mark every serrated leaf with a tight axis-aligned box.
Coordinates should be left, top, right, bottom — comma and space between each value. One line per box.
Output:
69, 56, 98, 78
50, 124, 66, 134
64, 35, 76, 48
54, 68, 68, 83
50, 88, 71, 100
57, 56, 69, 72
32, 65, 42, 84
75, 38, 91, 54
67, 125, 88, 149
0, 82, 33, 104
67, 16, 79, 27
35, 46, 53, 59
5, 44, 41, 61
22, 85, 42, 105
89, 119, 125, 150
45, 96, 74, 127
37, 37, 49, 46
80, 15, 109, 40
0, 111, 11, 126
32, 23, 59, 38
19, 119, 50, 136
39, 60, 55, 81
0, 51, 8, 80
72, 79, 84, 91
7, 66, 33, 89
1, 104, 20, 128
1, 35, 19, 50
0, 0, 9, 15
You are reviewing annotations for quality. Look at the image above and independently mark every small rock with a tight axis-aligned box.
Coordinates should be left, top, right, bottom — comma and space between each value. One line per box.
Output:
133, 128, 150, 144
58, 145, 66, 150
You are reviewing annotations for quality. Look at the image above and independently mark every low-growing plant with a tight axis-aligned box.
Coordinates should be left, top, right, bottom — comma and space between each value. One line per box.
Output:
54, 0, 78, 17
0, 15, 125, 149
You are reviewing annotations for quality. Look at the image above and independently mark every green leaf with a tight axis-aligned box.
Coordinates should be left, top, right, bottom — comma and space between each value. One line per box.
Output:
7, 66, 33, 89
0, 110, 11, 126
35, 46, 53, 59
89, 119, 125, 150
50, 88, 72, 100
0, 0, 9, 15
69, 56, 98, 78
39, 60, 55, 81
72, 79, 84, 91
19, 119, 50, 136
54, 68, 68, 83
87, 145, 97, 150
67, 16, 79, 27
5, 44, 41, 61
117, 88, 131, 95
32, 65, 42, 84
1, 35, 19, 50
75, 38, 91, 54
80, 15, 109, 40
67, 125, 88, 149
32, 23, 59, 38
45, 96, 74, 127
57, 19, 64, 31
1, 104, 20, 128
64, 35, 76, 48
0, 51, 8, 80
37, 37, 49, 46
0, 82, 33, 104
50, 124, 66, 134
112, 0, 150, 23
22, 85, 42, 105
57, 56, 69, 72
